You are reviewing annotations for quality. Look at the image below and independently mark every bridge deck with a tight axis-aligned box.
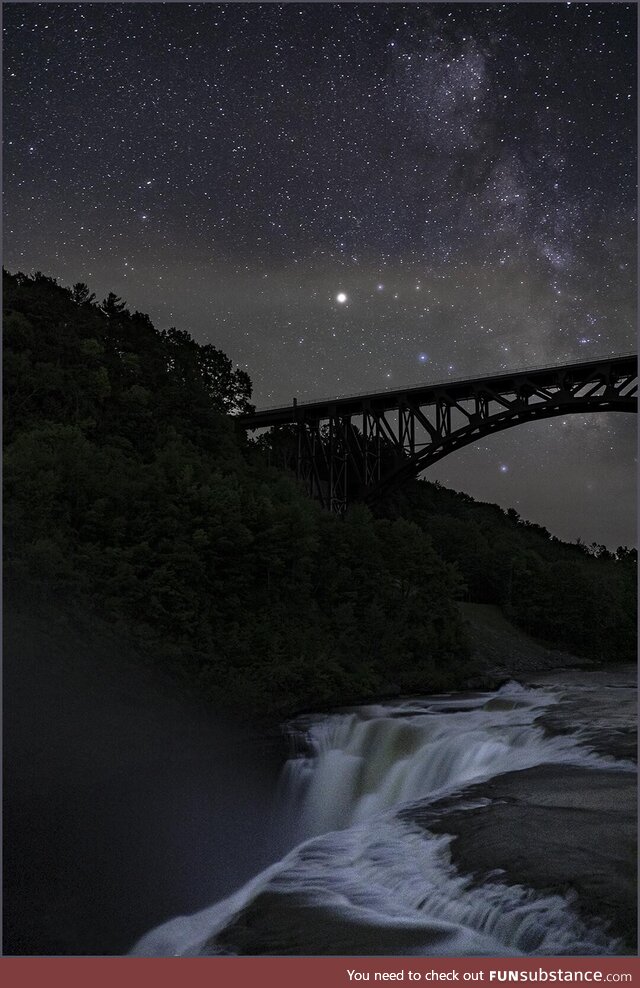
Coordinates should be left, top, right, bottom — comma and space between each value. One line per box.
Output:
238, 353, 637, 428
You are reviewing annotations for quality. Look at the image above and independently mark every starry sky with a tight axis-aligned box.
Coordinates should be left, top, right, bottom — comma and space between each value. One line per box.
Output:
3, 2, 637, 547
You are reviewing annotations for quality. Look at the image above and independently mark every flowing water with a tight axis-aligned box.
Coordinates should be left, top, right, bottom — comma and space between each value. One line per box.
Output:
132, 671, 636, 957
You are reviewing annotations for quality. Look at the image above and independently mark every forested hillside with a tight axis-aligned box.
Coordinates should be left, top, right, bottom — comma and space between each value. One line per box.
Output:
381, 483, 636, 664
4, 269, 470, 716
4, 270, 636, 718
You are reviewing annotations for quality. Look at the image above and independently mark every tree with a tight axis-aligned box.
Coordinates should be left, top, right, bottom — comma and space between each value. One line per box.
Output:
72, 283, 96, 306
200, 344, 253, 414
101, 292, 127, 317
616, 546, 637, 564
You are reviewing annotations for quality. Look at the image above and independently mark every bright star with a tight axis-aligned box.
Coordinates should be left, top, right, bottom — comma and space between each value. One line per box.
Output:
336, 292, 347, 304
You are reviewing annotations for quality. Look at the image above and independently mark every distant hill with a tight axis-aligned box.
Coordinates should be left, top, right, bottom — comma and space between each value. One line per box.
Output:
379, 479, 636, 665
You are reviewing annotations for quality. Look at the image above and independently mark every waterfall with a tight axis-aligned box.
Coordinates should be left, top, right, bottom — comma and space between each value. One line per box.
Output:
280, 682, 626, 840
132, 680, 634, 958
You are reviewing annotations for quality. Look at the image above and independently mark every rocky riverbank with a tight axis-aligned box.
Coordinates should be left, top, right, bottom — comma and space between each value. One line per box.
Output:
459, 602, 594, 686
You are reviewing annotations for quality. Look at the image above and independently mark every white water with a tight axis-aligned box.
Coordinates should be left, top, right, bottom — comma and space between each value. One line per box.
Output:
278, 681, 629, 839
132, 680, 634, 957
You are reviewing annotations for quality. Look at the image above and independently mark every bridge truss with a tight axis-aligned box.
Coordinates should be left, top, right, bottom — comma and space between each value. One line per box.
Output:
238, 355, 637, 514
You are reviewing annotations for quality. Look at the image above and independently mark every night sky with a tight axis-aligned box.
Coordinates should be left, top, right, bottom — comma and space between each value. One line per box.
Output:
4, 2, 637, 547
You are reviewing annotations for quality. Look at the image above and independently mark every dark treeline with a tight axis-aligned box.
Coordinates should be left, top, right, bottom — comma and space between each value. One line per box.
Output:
4, 269, 636, 718
380, 483, 637, 664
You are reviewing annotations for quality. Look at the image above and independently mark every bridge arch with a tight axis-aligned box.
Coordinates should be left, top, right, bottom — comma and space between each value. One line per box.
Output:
238, 355, 637, 513
367, 392, 635, 503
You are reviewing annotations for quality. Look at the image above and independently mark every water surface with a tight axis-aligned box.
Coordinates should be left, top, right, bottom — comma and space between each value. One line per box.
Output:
133, 670, 636, 957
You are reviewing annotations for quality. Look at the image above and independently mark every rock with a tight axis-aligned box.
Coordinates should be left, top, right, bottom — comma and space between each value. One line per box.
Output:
402, 764, 637, 952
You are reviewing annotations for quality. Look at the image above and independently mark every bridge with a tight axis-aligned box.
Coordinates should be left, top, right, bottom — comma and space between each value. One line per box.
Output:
238, 354, 638, 514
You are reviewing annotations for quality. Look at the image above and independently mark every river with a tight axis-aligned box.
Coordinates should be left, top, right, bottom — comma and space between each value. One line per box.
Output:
132, 667, 636, 957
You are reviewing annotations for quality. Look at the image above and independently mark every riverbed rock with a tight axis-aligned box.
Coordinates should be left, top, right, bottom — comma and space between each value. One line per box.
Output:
402, 763, 637, 952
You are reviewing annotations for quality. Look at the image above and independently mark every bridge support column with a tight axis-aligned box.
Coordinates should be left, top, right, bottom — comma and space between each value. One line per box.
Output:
328, 412, 348, 515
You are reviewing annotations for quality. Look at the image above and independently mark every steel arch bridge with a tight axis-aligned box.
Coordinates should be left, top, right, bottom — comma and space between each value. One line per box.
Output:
237, 354, 638, 514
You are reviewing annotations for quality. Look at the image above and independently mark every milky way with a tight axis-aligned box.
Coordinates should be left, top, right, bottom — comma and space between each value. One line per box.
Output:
3, 3, 637, 546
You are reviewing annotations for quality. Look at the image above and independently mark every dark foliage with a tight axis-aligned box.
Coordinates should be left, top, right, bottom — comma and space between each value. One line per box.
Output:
380, 482, 637, 664
4, 269, 473, 718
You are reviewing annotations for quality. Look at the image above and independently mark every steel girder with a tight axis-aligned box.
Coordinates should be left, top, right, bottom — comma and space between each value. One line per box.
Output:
239, 355, 637, 512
